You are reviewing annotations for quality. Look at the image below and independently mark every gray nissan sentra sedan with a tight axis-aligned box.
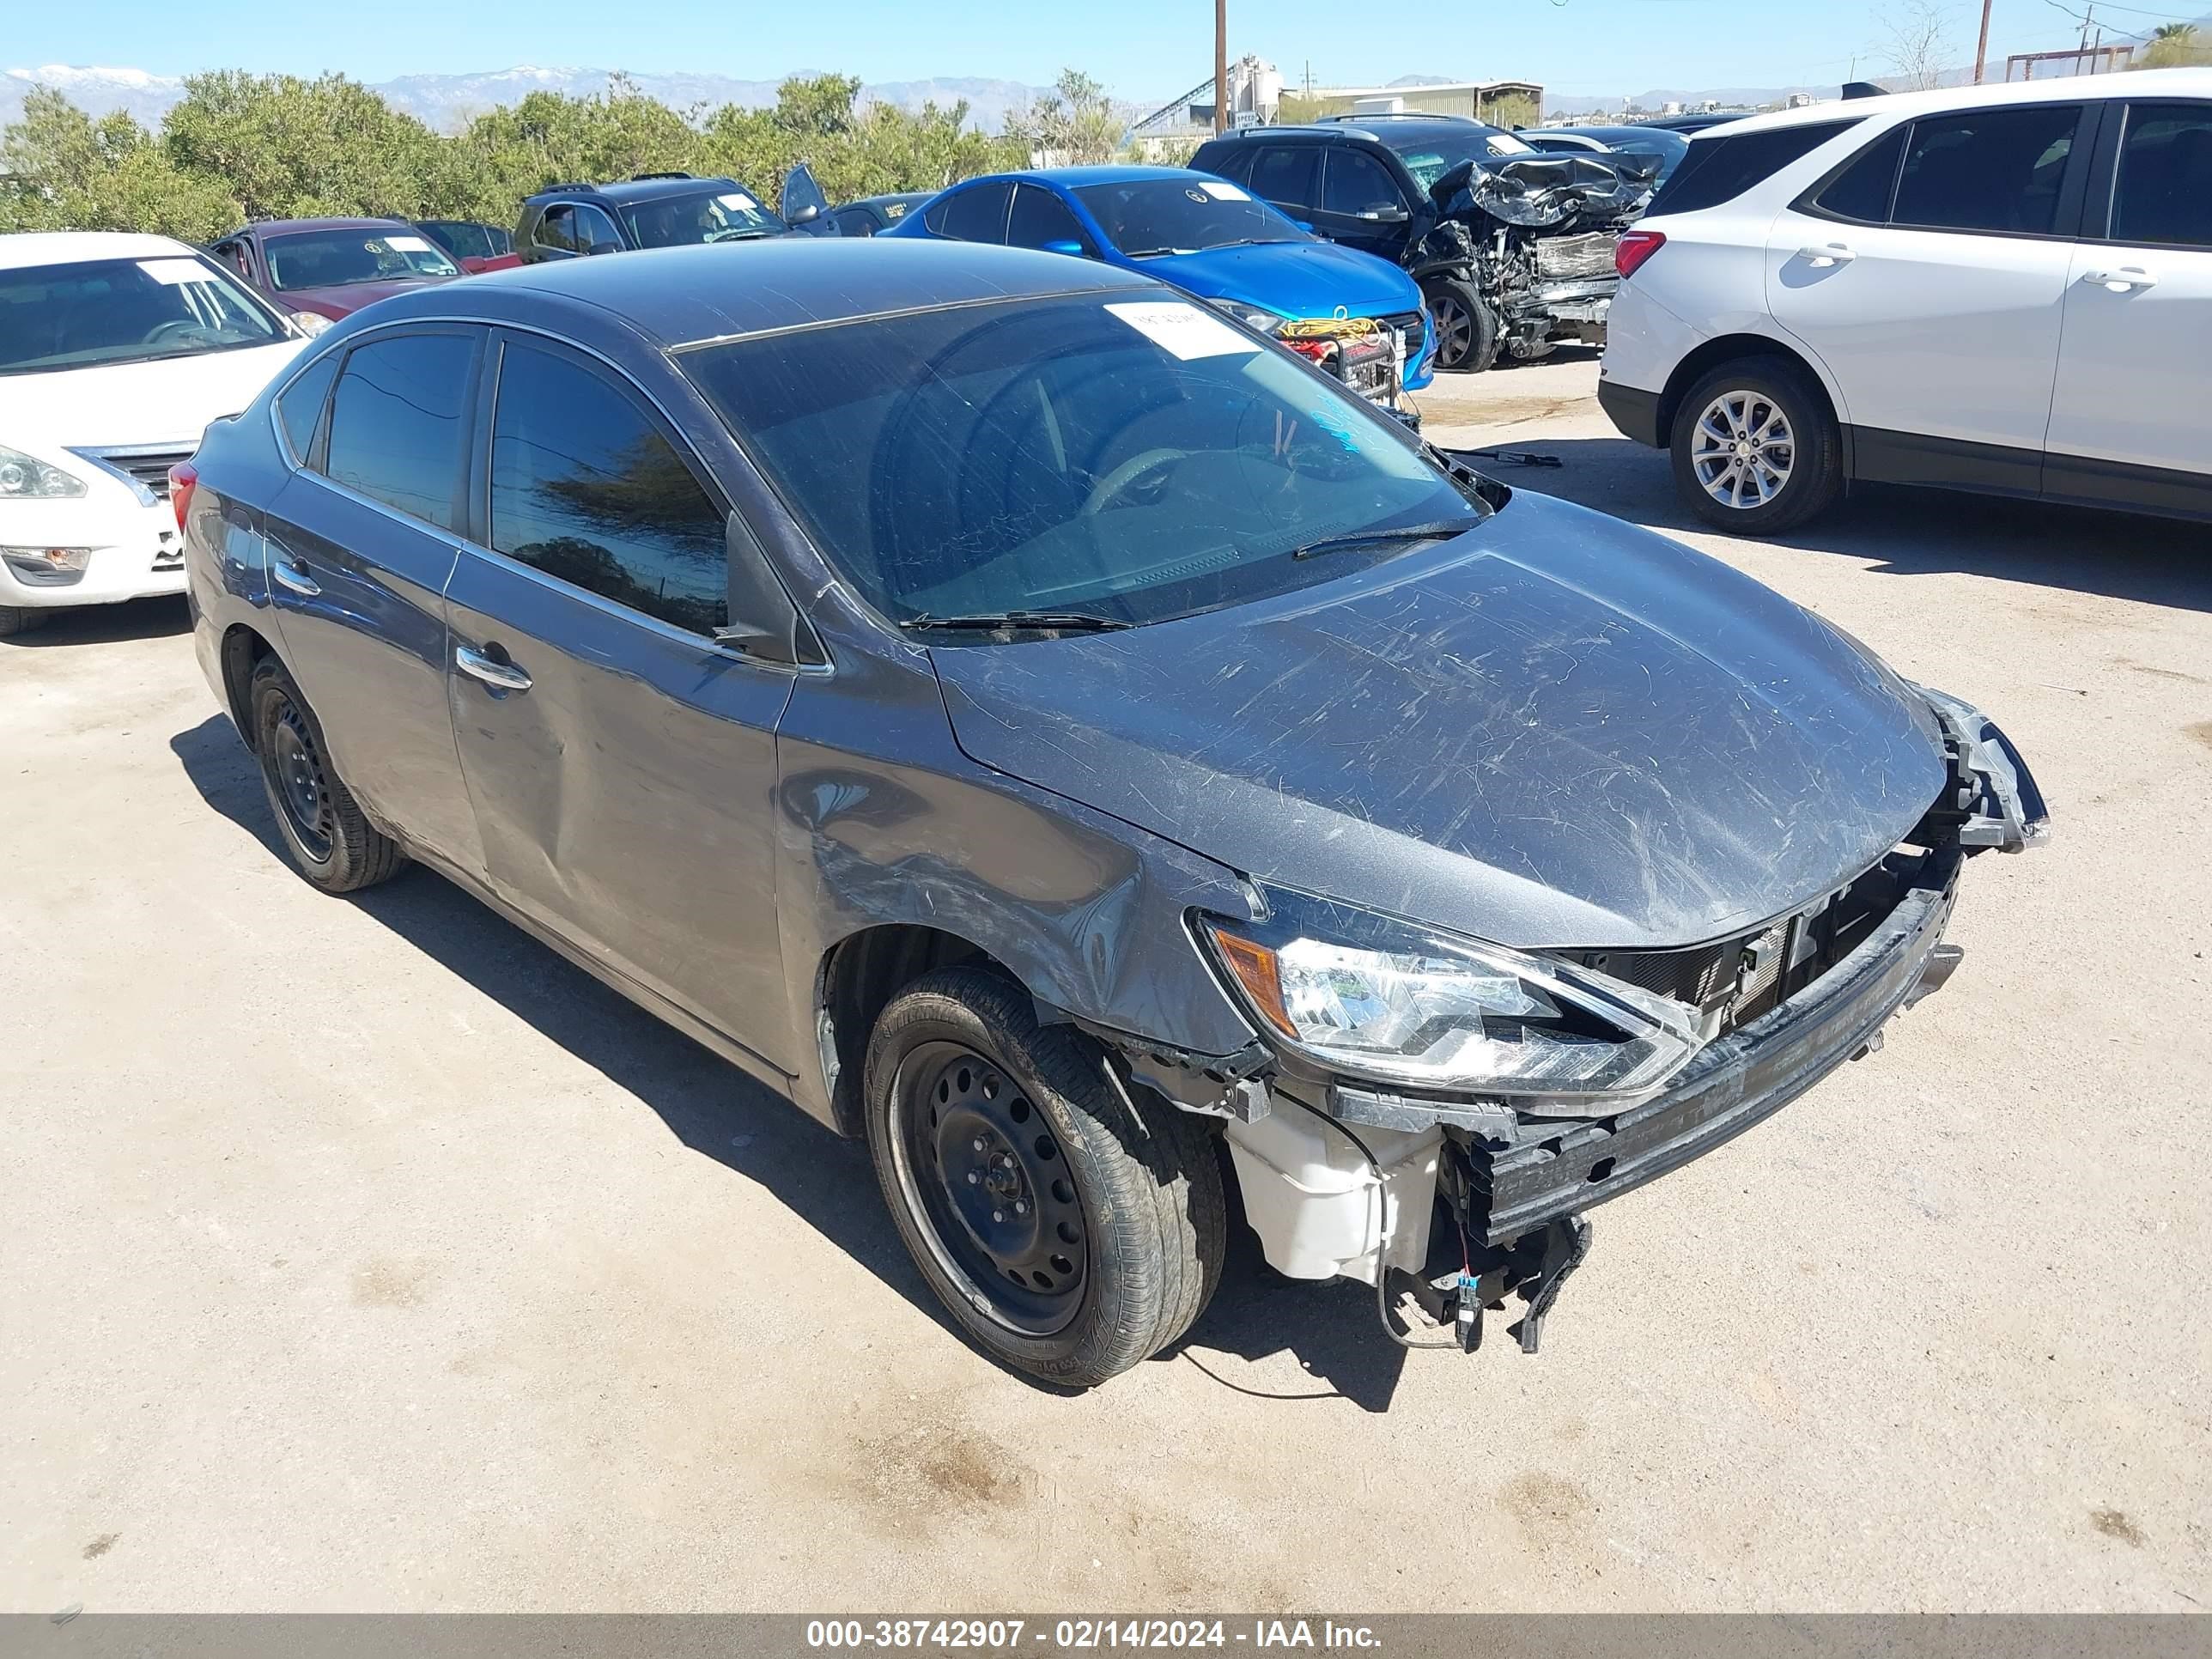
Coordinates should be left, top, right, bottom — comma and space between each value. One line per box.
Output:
178, 239, 2047, 1387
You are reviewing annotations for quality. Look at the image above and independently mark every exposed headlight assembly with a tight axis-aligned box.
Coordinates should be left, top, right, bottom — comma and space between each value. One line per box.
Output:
0, 446, 87, 500
1198, 890, 1705, 1105
1206, 299, 1285, 336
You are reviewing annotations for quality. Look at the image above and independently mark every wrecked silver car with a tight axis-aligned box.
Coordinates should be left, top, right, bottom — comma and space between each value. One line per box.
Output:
185, 240, 2046, 1389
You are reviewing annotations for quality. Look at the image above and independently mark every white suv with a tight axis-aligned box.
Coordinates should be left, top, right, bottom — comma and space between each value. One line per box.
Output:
2, 232, 306, 635
1599, 70, 2212, 533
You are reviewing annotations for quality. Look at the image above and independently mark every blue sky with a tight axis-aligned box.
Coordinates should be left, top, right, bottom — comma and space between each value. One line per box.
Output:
6, 0, 2192, 99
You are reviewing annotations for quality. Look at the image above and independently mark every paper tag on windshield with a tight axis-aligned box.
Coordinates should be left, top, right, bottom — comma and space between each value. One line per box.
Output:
1198, 179, 1250, 201
1104, 301, 1258, 361
382, 234, 434, 253
137, 258, 210, 286
719, 191, 758, 211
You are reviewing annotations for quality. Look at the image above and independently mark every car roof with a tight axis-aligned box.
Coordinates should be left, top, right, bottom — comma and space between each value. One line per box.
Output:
1223, 118, 1505, 149
250, 217, 412, 236
407, 237, 1158, 348
963, 165, 1212, 189
848, 192, 936, 210
527, 174, 743, 205
1698, 65, 2212, 138
0, 229, 198, 270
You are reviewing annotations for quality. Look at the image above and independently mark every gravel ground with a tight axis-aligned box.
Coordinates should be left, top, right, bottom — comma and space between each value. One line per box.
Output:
3, 353, 2207, 1613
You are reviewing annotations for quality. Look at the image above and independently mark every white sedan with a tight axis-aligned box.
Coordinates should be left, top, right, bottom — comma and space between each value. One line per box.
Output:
2, 231, 307, 635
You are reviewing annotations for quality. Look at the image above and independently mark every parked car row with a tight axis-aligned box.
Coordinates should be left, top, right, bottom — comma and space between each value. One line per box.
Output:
1598, 68, 2212, 532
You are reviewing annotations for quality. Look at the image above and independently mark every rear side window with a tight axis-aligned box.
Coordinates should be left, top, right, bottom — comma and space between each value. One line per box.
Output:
1649, 118, 1859, 215
1891, 104, 2083, 235
489, 340, 728, 636
275, 351, 340, 462
1248, 145, 1321, 210
321, 331, 474, 531
2109, 102, 2212, 247
1006, 185, 1092, 252
533, 205, 575, 252
925, 182, 1012, 242
1803, 124, 1908, 224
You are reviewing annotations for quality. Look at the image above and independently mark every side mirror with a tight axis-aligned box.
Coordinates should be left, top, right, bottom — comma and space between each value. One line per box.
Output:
1042, 239, 1085, 257
789, 202, 821, 226
779, 161, 831, 229
1292, 220, 1316, 234
1356, 205, 1411, 224
586, 240, 623, 257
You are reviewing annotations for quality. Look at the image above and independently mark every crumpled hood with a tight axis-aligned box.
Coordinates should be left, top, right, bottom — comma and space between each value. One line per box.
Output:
6, 340, 303, 449
931, 493, 1949, 950
1145, 241, 1420, 321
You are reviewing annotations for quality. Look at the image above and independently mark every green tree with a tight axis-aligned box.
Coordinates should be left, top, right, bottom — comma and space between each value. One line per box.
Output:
1005, 70, 1124, 166
160, 71, 447, 221
2140, 23, 2209, 68
0, 87, 240, 239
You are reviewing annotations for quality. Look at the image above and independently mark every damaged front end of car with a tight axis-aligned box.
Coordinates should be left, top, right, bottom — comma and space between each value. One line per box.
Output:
1412, 151, 1660, 366
1097, 688, 2047, 1358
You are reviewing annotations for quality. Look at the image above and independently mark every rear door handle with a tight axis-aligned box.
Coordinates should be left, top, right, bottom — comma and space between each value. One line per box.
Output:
270, 557, 320, 597
2082, 265, 2158, 292
455, 643, 532, 692
1796, 242, 1856, 267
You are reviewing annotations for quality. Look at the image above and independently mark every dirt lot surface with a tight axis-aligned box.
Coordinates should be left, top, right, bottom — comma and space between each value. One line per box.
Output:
5, 353, 2208, 1613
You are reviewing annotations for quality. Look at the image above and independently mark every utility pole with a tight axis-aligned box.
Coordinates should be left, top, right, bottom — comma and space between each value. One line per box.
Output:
1972, 0, 1994, 82
1214, 0, 1229, 133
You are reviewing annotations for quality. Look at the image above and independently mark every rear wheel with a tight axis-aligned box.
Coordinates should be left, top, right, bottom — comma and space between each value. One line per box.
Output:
1422, 276, 1500, 374
0, 605, 49, 638
862, 966, 1225, 1389
249, 656, 406, 894
1669, 357, 1843, 534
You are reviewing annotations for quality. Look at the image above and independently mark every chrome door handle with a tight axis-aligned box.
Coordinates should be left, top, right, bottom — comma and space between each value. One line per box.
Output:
2082, 265, 2157, 292
455, 643, 532, 692
270, 557, 320, 597
1797, 242, 1856, 267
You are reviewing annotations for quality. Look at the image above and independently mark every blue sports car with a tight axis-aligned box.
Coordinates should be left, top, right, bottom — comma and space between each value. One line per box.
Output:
886, 166, 1433, 407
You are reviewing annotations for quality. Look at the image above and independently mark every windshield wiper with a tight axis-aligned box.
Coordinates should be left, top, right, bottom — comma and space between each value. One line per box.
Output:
1288, 520, 1481, 561
1122, 247, 1195, 258
902, 611, 1133, 634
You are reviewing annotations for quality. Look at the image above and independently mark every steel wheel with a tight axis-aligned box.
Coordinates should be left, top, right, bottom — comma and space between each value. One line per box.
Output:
889, 1040, 1088, 1336
264, 692, 335, 862
1690, 389, 1796, 510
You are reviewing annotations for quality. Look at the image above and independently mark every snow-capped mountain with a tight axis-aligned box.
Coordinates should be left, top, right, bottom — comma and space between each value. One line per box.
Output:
1, 62, 1052, 134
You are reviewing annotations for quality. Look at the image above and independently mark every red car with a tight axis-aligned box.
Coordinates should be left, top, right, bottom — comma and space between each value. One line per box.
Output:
208, 217, 461, 323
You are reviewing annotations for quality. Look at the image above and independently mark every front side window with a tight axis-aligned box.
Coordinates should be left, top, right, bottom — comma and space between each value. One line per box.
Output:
1647, 118, 1860, 216
261, 230, 459, 290
2109, 102, 2212, 247
1006, 185, 1094, 252
683, 293, 1490, 635
489, 341, 728, 635
621, 185, 785, 249
1246, 145, 1320, 210
1321, 149, 1404, 216
926, 182, 1013, 243
321, 331, 475, 530
569, 203, 624, 252
1073, 178, 1301, 255
0, 254, 287, 376
1891, 104, 2083, 235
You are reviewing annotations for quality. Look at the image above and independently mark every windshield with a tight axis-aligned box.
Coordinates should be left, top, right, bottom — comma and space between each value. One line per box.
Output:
683, 293, 1488, 633
621, 185, 786, 248
1073, 178, 1304, 256
263, 229, 459, 289
1395, 129, 1538, 190
0, 255, 288, 375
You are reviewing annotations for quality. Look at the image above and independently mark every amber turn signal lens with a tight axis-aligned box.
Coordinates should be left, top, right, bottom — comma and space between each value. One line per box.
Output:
1207, 927, 1295, 1038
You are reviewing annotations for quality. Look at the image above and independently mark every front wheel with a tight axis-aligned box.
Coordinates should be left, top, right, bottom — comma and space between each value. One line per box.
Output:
1422, 276, 1500, 374
1669, 358, 1843, 534
862, 967, 1225, 1389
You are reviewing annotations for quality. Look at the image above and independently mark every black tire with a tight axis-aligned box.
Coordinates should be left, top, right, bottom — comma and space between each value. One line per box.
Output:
862, 966, 1226, 1389
1669, 356, 1843, 535
1422, 276, 1500, 374
0, 605, 49, 638
248, 655, 406, 894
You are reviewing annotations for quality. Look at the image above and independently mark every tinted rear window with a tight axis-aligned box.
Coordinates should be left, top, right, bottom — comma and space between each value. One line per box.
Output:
926, 182, 1012, 242
1891, 104, 2082, 235
276, 351, 340, 461
321, 331, 475, 531
2111, 102, 2212, 246
1648, 118, 1860, 215
1803, 124, 1908, 223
